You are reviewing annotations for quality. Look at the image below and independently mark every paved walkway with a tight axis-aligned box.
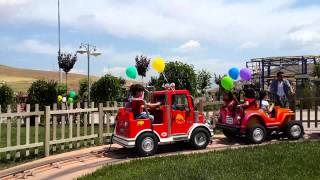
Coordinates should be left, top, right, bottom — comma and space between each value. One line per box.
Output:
1, 131, 320, 180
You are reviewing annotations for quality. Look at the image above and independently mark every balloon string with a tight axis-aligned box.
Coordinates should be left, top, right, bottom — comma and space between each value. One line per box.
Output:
162, 73, 169, 84
162, 73, 176, 92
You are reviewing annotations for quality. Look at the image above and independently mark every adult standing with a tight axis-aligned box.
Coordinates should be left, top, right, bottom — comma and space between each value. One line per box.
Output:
269, 71, 294, 107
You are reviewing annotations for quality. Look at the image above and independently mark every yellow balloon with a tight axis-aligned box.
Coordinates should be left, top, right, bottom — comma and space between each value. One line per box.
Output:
57, 95, 63, 102
152, 57, 165, 73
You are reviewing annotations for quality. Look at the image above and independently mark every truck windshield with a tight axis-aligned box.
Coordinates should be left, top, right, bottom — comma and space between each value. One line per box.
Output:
152, 94, 166, 105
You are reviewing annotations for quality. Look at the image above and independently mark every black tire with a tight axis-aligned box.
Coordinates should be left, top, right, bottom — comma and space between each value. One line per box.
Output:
190, 128, 210, 149
222, 129, 237, 139
285, 121, 304, 140
246, 124, 266, 144
135, 132, 158, 157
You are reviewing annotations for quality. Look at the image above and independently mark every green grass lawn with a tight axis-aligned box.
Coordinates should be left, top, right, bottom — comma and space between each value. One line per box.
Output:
80, 141, 320, 180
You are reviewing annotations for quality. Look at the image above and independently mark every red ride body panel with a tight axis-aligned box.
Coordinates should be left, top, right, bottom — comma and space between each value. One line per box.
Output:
115, 90, 206, 140
218, 101, 295, 134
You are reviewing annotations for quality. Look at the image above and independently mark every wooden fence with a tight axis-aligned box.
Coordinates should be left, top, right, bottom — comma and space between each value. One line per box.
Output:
0, 98, 221, 160
0, 102, 121, 160
296, 97, 320, 129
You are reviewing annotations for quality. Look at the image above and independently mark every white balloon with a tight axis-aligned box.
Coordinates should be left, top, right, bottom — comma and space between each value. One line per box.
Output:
62, 97, 67, 103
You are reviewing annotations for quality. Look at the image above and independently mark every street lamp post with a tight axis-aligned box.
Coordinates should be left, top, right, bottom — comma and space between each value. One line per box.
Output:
77, 43, 101, 105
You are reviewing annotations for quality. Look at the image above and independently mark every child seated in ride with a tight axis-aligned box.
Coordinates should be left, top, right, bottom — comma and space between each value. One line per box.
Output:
259, 91, 274, 116
222, 91, 237, 111
129, 84, 161, 121
239, 85, 258, 109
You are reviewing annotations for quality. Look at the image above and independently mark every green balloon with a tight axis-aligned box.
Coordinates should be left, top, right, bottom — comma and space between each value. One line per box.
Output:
126, 66, 137, 79
221, 76, 234, 91
68, 97, 74, 103
69, 90, 76, 98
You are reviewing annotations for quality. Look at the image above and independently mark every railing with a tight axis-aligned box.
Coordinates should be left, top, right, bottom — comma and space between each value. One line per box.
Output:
296, 97, 320, 129
0, 97, 222, 161
0, 102, 122, 160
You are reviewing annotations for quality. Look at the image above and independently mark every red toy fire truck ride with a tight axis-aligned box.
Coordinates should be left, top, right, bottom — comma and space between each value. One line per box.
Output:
113, 87, 214, 156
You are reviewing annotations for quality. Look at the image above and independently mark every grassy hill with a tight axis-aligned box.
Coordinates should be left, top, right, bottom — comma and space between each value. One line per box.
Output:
0, 65, 140, 93
0, 65, 95, 92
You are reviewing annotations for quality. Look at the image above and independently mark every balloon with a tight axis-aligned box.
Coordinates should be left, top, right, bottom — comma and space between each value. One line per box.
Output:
240, 68, 252, 81
228, 67, 240, 80
68, 97, 74, 103
62, 97, 67, 103
69, 90, 76, 98
126, 66, 137, 79
57, 95, 63, 102
221, 76, 234, 91
151, 57, 165, 73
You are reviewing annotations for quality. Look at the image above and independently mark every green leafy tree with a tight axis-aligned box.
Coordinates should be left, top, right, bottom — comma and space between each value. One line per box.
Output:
197, 69, 212, 95
57, 83, 67, 96
135, 55, 150, 81
27, 80, 58, 109
148, 76, 158, 87
214, 73, 223, 101
314, 63, 320, 78
0, 84, 14, 112
153, 61, 197, 95
90, 75, 123, 103
79, 78, 89, 102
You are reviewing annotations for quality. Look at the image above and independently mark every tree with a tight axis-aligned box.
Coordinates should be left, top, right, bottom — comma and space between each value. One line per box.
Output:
135, 55, 150, 81
0, 84, 14, 112
57, 83, 67, 96
314, 63, 320, 78
90, 74, 123, 103
214, 73, 223, 101
27, 80, 58, 109
79, 78, 89, 102
197, 70, 212, 95
58, 53, 77, 93
153, 61, 197, 95
148, 76, 158, 87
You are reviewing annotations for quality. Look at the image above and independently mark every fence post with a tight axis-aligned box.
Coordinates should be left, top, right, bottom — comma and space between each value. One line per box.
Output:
44, 106, 51, 157
98, 103, 104, 144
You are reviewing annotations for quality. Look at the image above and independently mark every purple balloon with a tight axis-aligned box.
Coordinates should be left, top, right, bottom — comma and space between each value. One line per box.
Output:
240, 68, 252, 81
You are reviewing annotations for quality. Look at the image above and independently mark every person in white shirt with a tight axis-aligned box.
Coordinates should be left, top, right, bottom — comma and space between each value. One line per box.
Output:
259, 91, 274, 115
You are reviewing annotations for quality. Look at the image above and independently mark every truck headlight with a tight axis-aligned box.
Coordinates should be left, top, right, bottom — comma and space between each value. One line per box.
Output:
124, 121, 128, 128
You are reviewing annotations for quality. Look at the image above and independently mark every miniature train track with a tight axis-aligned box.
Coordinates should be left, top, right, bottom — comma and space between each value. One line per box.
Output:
0, 133, 319, 180
0, 149, 110, 179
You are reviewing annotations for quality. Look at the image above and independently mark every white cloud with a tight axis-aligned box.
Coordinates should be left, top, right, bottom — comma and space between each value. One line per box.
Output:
3, 0, 320, 74
179, 40, 201, 49
13, 39, 57, 55
2, 0, 320, 49
239, 41, 259, 49
175, 40, 202, 53
288, 29, 320, 46
103, 66, 126, 77
10, 39, 75, 56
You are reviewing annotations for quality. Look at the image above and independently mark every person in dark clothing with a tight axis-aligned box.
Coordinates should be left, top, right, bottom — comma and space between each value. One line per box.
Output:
269, 71, 294, 108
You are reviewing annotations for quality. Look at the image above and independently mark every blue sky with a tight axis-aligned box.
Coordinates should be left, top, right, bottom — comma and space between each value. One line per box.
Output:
1, 0, 320, 79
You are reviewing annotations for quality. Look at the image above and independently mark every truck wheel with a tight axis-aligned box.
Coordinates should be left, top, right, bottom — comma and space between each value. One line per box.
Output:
190, 128, 210, 149
247, 124, 266, 144
222, 129, 237, 139
135, 132, 158, 157
285, 121, 303, 140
